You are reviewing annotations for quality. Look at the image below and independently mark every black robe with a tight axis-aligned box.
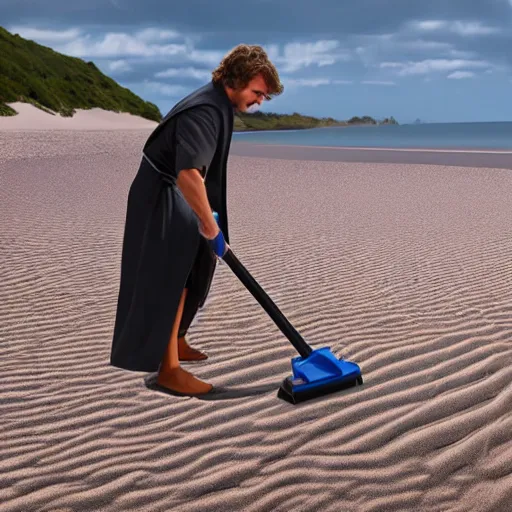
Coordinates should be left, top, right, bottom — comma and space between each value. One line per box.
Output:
110, 80, 234, 372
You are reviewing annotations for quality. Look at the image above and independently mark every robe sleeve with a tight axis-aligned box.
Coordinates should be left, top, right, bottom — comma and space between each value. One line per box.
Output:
174, 105, 220, 177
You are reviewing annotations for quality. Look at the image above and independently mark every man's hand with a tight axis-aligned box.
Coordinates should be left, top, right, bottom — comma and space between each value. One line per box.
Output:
204, 212, 228, 257
207, 229, 228, 257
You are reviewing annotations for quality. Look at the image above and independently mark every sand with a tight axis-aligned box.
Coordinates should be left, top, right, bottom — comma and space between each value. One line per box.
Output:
1, 120, 512, 511
231, 141, 512, 170
0, 102, 158, 131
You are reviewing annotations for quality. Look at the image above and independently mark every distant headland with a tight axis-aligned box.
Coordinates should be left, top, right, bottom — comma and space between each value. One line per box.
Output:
234, 112, 399, 131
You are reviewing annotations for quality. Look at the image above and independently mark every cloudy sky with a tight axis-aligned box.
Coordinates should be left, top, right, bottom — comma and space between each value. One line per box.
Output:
2, 0, 512, 123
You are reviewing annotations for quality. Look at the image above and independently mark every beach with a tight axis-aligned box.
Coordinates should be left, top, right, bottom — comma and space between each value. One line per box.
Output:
1, 109, 512, 512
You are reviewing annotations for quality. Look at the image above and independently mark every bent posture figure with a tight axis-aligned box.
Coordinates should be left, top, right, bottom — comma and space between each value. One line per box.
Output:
110, 44, 283, 395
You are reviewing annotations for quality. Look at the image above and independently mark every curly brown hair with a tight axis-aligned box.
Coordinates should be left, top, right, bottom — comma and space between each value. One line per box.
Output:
212, 44, 283, 100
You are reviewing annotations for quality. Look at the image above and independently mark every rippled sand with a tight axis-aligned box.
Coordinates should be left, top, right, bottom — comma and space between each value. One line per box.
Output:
1, 129, 511, 512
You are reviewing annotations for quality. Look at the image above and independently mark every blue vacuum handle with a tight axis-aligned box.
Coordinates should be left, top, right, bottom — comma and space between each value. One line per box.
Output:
208, 211, 227, 257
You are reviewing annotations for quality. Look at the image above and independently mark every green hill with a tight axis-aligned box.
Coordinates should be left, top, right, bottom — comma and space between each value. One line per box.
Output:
0, 26, 161, 121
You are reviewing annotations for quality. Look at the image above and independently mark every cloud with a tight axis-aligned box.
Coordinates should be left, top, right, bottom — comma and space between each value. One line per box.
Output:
8, 26, 81, 42
6, 25, 356, 85
447, 71, 475, 79
350, 16, 511, 79
56, 33, 187, 58
380, 58, 490, 75
268, 40, 351, 72
405, 40, 451, 51
361, 80, 396, 85
131, 80, 190, 97
352, 32, 470, 71
4, 1, 511, 45
408, 19, 501, 36
450, 21, 501, 36
448, 49, 477, 59
412, 20, 446, 31
106, 60, 132, 73
354, 34, 452, 54
186, 49, 225, 67
7, 19, 511, 105
135, 28, 181, 42
155, 67, 211, 80
283, 78, 353, 87
16, 25, 352, 76
7, 25, 222, 67
283, 78, 331, 87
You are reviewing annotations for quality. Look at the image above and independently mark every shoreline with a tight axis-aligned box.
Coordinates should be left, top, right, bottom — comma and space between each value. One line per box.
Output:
232, 141, 512, 154
2, 119, 512, 169
231, 141, 512, 169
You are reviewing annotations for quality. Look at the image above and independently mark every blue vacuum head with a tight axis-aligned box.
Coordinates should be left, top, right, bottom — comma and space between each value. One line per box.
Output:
212, 227, 363, 405
277, 347, 363, 404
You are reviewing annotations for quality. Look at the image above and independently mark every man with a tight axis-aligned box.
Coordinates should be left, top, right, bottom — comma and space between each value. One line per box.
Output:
110, 44, 283, 396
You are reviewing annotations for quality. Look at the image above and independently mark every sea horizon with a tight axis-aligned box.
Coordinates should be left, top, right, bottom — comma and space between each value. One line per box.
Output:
232, 120, 512, 151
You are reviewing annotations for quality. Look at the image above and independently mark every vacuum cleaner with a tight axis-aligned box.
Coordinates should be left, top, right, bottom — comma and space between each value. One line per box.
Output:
210, 213, 363, 404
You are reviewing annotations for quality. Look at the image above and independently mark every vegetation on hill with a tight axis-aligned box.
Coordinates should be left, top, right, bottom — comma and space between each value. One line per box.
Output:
234, 112, 398, 131
234, 111, 344, 131
0, 102, 17, 116
0, 26, 161, 121
347, 115, 398, 125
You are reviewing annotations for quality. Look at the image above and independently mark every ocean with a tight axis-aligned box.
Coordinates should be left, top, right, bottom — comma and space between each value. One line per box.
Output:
232, 121, 512, 151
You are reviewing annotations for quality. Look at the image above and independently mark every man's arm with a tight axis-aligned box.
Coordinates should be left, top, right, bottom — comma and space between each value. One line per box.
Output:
176, 168, 219, 239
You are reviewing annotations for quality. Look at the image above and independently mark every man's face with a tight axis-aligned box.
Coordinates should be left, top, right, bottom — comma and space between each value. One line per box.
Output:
231, 74, 270, 113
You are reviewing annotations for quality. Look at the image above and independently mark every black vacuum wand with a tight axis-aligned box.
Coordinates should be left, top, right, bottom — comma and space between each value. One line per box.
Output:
210, 213, 363, 404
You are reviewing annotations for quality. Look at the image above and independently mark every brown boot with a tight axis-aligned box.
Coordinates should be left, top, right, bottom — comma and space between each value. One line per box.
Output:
157, 366, 213, 395
178, 336, 208, 361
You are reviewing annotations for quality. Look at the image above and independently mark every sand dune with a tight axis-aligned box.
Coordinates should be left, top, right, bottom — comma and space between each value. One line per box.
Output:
1, 129, 512, 511
0, 102, 158, 131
